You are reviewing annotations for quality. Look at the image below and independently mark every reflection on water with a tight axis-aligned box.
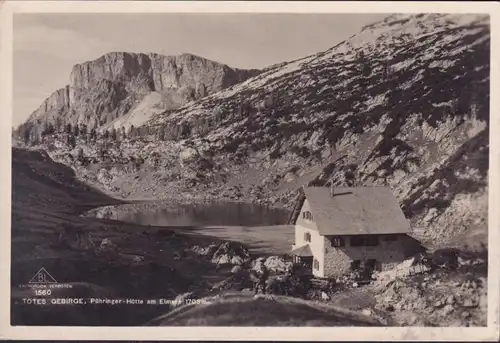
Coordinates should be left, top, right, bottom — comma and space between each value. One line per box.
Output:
88, 202, 291, 227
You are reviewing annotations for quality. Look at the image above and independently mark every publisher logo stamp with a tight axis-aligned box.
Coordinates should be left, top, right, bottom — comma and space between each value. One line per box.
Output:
28, 267, 57, 284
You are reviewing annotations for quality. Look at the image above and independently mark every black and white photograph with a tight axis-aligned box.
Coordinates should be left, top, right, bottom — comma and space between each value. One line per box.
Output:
2, 0, 499, 340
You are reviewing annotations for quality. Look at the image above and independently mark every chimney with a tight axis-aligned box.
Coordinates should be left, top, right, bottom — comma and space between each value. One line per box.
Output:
330, 184, 335, 197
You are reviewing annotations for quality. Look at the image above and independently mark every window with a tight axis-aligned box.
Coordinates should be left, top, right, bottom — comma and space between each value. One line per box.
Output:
383, 234, 398, 242
300, 256, 313, 270
365, 259, 381, 272
304, 232, 312, 242
350, 260, 361, 270
350, 235, 379, 247
365, 259, 376, 270
328, 236, 345, 247
303, 211, 313, 221
313, 258, 320, 270
366, 236, 379, 246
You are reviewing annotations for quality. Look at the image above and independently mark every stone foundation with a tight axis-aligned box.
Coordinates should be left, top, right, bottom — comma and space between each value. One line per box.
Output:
322, 234, 412, 278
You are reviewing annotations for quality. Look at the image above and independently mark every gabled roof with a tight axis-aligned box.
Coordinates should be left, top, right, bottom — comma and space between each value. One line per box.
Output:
290, 244, 313, 257
289, 186, 410, 236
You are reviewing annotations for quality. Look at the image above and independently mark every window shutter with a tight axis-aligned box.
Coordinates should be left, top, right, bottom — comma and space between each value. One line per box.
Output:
313, 259, 320, 270
330, 236, 345, 247
304, 232, 311, 242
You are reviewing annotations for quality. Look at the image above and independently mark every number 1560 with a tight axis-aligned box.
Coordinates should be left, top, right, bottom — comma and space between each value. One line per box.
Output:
34, 289, 51, 296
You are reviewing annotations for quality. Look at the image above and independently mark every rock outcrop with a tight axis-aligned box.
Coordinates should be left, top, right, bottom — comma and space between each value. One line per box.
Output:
22, 52, 261, 132
211, 242, 251, 266
252, 255, 293, 273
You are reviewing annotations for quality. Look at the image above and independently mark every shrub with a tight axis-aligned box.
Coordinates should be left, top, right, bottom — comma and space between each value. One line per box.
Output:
289, 145, 311, 158
269, 149, 281, 160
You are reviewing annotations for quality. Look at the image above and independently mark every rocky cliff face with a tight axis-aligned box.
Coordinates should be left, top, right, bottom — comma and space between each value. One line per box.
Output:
24, 52, 261, 131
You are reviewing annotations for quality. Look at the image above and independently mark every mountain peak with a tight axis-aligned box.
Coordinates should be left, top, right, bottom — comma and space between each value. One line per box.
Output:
21, 51, 262, 131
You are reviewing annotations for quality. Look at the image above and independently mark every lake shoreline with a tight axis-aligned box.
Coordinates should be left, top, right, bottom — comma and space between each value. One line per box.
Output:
84, 200, 291, 226
83, 200, 294, 256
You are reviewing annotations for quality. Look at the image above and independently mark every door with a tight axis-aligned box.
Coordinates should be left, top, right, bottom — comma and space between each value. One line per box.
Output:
301, 256, 313, 271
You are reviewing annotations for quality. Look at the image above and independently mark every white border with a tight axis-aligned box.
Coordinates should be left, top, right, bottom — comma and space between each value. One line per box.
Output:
1, 1, 499, 341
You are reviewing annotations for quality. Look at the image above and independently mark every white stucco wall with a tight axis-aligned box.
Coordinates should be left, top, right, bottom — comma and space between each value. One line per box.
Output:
292, 199, 325, 277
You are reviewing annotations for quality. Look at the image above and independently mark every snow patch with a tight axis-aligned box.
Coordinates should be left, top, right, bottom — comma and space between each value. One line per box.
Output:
466, 117, 487, 139
364, 93, 387, 112
393, 58, 417, 73
400, 70, 425, 90
429, 59, 456, 69
103, 92, 168, 132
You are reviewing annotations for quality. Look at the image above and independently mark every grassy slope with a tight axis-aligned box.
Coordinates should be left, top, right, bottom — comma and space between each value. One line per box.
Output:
11, 147, 226, 325
148, 292, 382, 326
11, 147, 123, 261
12, 147, 122, 217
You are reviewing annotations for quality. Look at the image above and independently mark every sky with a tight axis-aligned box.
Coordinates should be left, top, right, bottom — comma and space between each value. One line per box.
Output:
13, 13, 387, 127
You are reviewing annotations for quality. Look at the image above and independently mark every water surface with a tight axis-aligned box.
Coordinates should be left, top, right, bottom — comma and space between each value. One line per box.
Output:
88, 201, 291, 227
87, 201, 294, 254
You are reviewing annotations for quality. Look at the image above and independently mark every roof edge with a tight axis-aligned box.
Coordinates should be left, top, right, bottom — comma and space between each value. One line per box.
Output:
287, 187, 306, 224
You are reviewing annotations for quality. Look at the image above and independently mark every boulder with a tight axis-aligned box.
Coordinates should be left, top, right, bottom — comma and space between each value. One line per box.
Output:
434, 299, 444, 308
446, 295, 456, 305
373, 255, 431, 290
58, 226, 95, 251
284, 172, 297, 183
97, 238, 120, 256
462, 298, 478, 308
406, 313, 420, 326
258, 255, 293, 273
119, 253, 145, 264
179, 147, 199, 167
422, 208, 439, 224
231, 265, 243, 274
362, 308, 372, 317
214, 255, 246, 265
412, 297, 428, 310
100, 238, 116, 248
132, 255, 145, 264
97, 168, 114, 184
191, 244, 218, 257
461, 310, 471, 319
443, 304, 454, 315
461, 279, 480, 290
211, 242, 251, 266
